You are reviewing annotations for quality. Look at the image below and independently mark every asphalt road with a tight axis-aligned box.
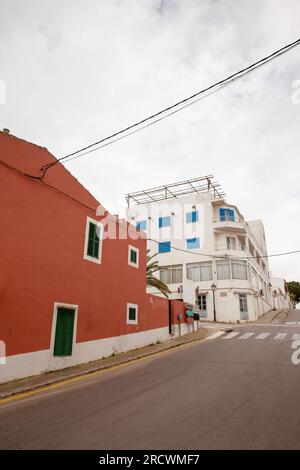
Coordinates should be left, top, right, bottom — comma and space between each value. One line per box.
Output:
1, 309, 300, 450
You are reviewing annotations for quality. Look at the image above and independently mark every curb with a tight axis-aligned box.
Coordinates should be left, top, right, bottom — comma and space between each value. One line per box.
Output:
0, 328, 219, 401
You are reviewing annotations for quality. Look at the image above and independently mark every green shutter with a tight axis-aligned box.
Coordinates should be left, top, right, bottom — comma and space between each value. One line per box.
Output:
128, 307, 136, 321
87, 222, 100, 259
130, 249, 137, 264
54, 308, 75, 356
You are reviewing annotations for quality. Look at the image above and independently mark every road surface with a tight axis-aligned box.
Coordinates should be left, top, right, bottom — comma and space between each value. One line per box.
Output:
0, 309, 300, 450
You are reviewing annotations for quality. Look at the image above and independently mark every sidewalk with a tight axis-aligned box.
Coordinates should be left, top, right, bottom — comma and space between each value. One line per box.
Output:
0, 326, 220, 400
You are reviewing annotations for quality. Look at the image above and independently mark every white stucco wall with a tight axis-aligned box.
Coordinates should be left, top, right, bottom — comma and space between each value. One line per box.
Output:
0, 326, 170, 384
127, 191, 273, 323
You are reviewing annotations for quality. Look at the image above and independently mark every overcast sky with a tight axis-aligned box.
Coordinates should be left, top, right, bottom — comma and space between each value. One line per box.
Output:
1, 0, 300, 281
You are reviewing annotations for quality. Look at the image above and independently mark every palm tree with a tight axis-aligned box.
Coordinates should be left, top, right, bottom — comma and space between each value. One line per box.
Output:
146, 249, 171, 298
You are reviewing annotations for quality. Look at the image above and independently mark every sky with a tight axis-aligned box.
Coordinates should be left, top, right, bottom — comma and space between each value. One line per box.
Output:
1, 0, 300, 282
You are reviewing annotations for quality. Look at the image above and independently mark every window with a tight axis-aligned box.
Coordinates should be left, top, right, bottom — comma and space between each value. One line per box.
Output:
127, 303, 138, 325
186, 211, 199, 223
136, 220, 147, 231
159, 216, 171, 228
186, 237, 200, 250
239, 294, 248, 312
197, 294, 207, 311
216, 260, 231, 280
53, 307, 75, 356
217, 259, 248, 280
251, 268, 258, 289
187, 262, 213, 282
232, 260, 248, 280
84, 217, 103, 264
226, 236, 236, 250
160, 265, 183, 284
158, 241, 171, 253
128, 245, 139, 268
219, 208, 235, 222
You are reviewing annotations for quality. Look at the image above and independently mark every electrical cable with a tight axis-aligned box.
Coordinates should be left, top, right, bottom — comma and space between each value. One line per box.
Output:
40, 37, 300, 174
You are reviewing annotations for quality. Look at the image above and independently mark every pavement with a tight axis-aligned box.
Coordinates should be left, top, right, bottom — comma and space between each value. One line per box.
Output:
0, 325, 221, 400
0, 308, 286, 401
0, 308, 299, 449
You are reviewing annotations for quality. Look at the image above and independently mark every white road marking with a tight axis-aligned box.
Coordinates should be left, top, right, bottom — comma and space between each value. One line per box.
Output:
223, 332, 240, 339
206, 332, 225, 340
274, 333, 287, 340
221, 329, 300, 342
238, 332, 255, 339
255, 333, 270, 339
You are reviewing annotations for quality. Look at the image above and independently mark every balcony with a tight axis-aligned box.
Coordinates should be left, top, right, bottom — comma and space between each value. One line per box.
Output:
213, 216, 247, 233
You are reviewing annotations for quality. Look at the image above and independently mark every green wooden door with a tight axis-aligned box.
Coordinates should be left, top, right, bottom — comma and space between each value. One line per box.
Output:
54, 308, 75, 356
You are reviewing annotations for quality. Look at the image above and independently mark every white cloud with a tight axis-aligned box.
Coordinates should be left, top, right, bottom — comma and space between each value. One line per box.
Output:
1, 0, 300, 280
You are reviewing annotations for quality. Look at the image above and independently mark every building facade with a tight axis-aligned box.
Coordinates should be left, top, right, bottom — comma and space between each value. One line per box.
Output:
126, 176, 274, 324
271, 278, 292, 310
0, 130, 187, 383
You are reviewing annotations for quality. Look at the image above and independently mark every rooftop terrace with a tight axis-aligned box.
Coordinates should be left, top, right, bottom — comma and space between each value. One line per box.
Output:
125, 175, 226, 206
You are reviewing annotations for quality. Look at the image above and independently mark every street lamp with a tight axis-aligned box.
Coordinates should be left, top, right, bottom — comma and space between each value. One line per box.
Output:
211, 283, 217, 322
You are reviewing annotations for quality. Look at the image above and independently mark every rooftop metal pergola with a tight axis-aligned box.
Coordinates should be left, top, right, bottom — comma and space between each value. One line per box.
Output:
125, 175, 226, 206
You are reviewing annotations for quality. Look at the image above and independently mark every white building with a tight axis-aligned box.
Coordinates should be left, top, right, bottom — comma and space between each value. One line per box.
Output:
126, 176, 274, 323
271, 278, 292, 310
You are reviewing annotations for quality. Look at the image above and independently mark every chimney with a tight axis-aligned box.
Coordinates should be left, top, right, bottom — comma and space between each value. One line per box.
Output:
2, 128, 10, 134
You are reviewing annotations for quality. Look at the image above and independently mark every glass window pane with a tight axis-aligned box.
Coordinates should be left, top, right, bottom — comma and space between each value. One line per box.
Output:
232, 260, 248, 280
136, 220, 147, 231
159, 216, 171, 228
217, 260, 230, 279
186, 237, 200, 250
186, 211, 199, 223
200, 263, 213, 281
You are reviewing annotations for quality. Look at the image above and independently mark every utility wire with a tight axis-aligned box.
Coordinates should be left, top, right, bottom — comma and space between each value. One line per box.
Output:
59, 79, 235, 165
148, 238, 300, 261
40, 36, 300, 174
1, 158, 299, 264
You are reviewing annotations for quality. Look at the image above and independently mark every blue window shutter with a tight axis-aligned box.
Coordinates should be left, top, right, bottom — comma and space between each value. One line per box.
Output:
229, 209, 235, 221
186, 211, 199, 223
192, 211, 198, 222
159, 241, 171, 253
219, 208, 226, 221
159, 216, 171, 228
136, 220, 147, 231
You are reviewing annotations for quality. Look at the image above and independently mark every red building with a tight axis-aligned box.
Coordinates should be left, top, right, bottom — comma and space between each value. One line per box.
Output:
0, 130, 186, 383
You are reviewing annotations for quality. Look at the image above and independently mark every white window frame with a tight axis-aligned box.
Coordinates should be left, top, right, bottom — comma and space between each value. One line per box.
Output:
83, 216, 103, 264
128, 245, 139, 268
160, 265, 183, 284
239, 294, 248, 312
226, 236, 236, 250
127, 303, 138, 325
50, 302, 79, 357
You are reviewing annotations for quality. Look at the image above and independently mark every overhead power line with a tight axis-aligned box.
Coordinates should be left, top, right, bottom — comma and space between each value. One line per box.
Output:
1, 158, 300, 264
148, 238, 300, 261
40, 36, 300, 175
